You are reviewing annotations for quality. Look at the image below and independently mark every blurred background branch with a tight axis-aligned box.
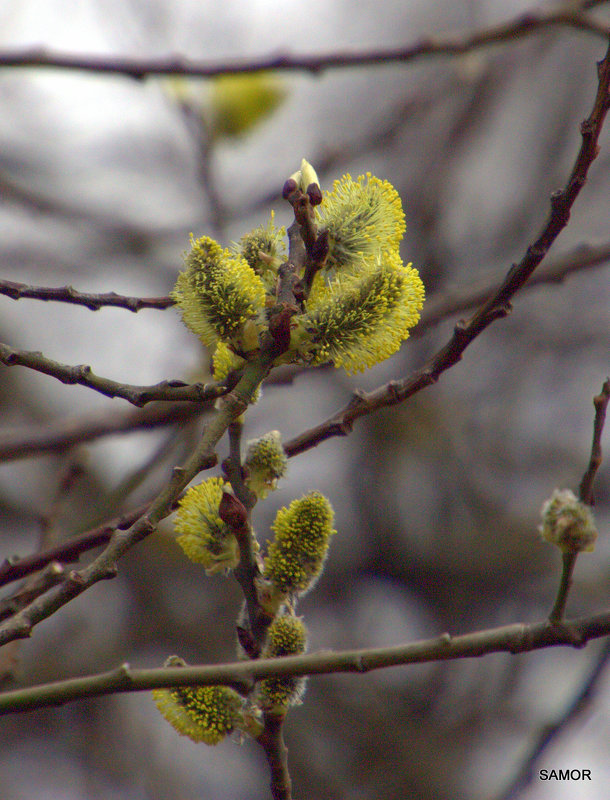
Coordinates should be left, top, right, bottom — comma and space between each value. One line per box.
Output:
0, 2, 608, 80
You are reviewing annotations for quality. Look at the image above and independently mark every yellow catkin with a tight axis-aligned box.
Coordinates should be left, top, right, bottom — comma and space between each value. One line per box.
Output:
264, 492, 335, 595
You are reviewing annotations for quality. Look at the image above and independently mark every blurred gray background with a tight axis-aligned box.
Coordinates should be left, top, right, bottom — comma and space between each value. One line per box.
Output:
1, 0, 609, 798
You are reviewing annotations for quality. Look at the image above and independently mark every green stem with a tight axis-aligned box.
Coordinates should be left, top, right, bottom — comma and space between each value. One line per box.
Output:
549, 551, 578, 623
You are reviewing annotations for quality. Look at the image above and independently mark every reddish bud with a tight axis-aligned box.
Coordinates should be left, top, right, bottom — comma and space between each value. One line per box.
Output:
306, 183, 323, 206
282, 178, 298, 199
219, 490, 248, 529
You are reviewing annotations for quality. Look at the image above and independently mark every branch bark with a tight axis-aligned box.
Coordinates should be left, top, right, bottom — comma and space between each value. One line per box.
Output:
0, 280, 173, 311
0, 610, 608, 715
0, 3, 607, 80
0, 342, 225, 406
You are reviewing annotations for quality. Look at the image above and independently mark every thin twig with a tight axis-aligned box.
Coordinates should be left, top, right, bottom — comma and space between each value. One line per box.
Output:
0, 342, 225, 407
258, 713, 293, 800
578, 377, 610, 504
0, 280, 174, 311
0, 402, 204, 463
0, 3, 607, 80
0, 610, 608, 715
548, 552, 578, 623
284, 41, 610, 459
549, 378, 610, 622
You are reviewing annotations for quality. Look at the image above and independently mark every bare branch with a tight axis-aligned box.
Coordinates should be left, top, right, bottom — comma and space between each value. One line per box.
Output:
0, 402, 204, 463
0, 342, 225, 406
0, 610, 608, 715
0, 4, 607, 80
284, 40, 610, 458
0, 280, 174, 312
579, 377, 610, 504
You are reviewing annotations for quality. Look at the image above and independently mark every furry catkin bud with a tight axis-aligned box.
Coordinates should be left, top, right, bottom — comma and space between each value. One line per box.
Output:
316, 172, 406, 276
174, 477, 240, 574
539, 489, 598, 554
171, 235, 266, 352
294, 252, 424, 374
153, 656, 243, 745
257, 615, 308, 711
264, 491, 335, 596
244, 430, 288, 499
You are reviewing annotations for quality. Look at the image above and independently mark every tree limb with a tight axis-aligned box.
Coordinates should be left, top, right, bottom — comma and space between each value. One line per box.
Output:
0, 342, 225, 407
0, 280, 174, 312
0, 610, 608, 715
0, 3, 607, 80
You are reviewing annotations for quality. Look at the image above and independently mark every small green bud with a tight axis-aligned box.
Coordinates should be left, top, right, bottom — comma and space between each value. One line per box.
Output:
257, 615, 308, 711
171, 235, 266, 353
539, 489, 598, 554
174, 477, 240, 574
264, 491, 335, 596
237, 212, 286, 292
244, 430, 288, 498
153, 656, 243, 745
209, 73, 286, 139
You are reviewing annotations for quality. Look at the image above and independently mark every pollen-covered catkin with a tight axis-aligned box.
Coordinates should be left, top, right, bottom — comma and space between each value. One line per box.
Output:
316, 172, 406, 276
257, 615, 308, 711
264, 491, 335, 596
171, 235, 266, 352
174, 477, 240, 574
153, 656, 243, 744
301, 252, 424, 374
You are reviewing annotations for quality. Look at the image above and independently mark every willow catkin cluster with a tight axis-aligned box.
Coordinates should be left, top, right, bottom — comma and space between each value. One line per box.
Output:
171, 161, 424, 381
